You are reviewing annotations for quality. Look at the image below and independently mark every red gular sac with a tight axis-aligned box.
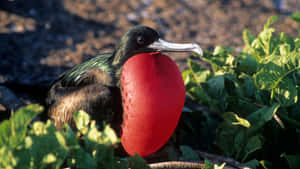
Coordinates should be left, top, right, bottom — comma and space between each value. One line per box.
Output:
120, 52, 185, 157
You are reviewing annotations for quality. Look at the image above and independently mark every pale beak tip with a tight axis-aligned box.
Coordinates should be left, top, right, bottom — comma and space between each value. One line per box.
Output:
192, 44, 203, 57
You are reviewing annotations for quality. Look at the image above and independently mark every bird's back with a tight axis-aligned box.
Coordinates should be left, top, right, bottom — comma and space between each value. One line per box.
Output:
59, 53, 115, 87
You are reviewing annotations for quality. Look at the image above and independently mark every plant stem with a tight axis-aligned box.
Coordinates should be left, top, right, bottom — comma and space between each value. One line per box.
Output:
195, 150, 252, 169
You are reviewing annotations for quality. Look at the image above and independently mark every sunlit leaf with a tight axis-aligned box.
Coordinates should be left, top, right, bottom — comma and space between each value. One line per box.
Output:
260, 160, 272, 169
255, 52, 300, 90
187, 58, 211, 84
0, 146, 17, 169
42, 153, 57, 164
74, 110, 90, 131
0, 104, 42, 148
214, 162, 226, 169
272, 78, 298, 106
232, 113, 251, 128
264, 16, 279, 29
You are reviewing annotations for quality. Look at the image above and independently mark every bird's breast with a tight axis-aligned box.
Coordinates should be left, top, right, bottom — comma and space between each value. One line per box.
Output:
120, 52, 185, 157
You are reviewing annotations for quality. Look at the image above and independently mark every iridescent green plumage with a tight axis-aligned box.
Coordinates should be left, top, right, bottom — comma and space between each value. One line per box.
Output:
59, 53, 115, 87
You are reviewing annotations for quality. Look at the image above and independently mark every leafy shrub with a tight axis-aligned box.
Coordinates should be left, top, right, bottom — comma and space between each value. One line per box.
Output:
0, 105, 149, 169
183, 16, 300, 169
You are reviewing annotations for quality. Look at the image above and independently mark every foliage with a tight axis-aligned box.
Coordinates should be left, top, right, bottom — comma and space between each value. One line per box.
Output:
291, 12, 300, 24
1, 16, 299, 169
182, 16, 300, 169
0, 104, 150, 169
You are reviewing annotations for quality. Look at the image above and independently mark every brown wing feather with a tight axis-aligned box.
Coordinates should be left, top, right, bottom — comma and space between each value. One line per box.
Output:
46, 68, 122, 131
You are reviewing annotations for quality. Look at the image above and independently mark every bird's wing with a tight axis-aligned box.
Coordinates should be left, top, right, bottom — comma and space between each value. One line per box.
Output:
46, 53, 116, 111
58, 53, 115, 87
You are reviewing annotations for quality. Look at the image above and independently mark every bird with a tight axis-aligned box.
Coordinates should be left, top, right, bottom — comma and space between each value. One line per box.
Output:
46, 26, 203, 154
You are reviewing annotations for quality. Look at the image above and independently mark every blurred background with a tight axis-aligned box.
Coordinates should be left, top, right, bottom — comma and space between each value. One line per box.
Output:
0, 0, 299, 107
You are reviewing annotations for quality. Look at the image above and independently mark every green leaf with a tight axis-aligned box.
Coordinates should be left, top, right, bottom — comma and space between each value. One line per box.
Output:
281, 153, 300, 169
204, 159, 214, 169
189, 86, 212, 105
0, 146, 17, 169
127, 154, 150, 169
64, 125, 96, 169
272, 78, 298, 106
179, 145, 200, 161
236, 53, 258, 74
245, 159, 260, 169
84, 122, 119, 168
0, 104, 42, 148
255, 52, 300, 90
213, 46, 234, 56
232, 113, 251, 128
74, 110, 90, 131
0, 120, 11, 147
28, 121, 69, 169
264, 16, 279, 29
242, 135, 264, 161
216, 117, 239, 157
85, 122, 118, 151
224, 73, 241, 97
42, 153, 57, 164
182, 69, 193, 86
260, 160, 272, 169
295, 38, 300, 52
291, 12, 300, 24
246, 16, 279, 58
101, 124, 119, 145
206, 75, 225, 98
247, 104, 280, 134
240, 74, 256, 98
207, 46, 235, 72
254, 52, 300, 106
243, 29, 255, 48
280, 32, 295, 52
187, 58, 211, 84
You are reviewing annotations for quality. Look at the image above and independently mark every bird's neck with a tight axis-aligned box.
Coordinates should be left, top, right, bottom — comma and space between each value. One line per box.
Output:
111, 46, 127, 87
112, 46, 125, 66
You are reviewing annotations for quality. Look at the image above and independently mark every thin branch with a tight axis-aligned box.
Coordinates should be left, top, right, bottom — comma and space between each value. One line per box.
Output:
149, 161, 236, 169
149, 161, 205, 169
195, 150, 252, 169
241, 97, 264, 108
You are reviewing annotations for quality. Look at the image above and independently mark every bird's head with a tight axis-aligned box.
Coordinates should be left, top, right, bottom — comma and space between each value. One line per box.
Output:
112, 26, 203, 66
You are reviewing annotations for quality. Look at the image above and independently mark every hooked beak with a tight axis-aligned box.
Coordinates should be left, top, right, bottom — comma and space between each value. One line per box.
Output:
148, 38, 203, 56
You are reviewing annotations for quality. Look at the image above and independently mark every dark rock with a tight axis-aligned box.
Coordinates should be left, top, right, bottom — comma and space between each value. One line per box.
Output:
0, 85, 24, 111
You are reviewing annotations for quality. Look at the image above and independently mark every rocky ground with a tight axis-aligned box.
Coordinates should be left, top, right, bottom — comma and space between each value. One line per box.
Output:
0, 0, 299, 113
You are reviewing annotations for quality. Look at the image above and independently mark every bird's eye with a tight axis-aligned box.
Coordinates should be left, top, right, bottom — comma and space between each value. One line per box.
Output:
137, 36, 145, 45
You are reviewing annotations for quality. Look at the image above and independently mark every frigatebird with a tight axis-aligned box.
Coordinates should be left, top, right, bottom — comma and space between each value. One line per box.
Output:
46, 26, 202, 156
